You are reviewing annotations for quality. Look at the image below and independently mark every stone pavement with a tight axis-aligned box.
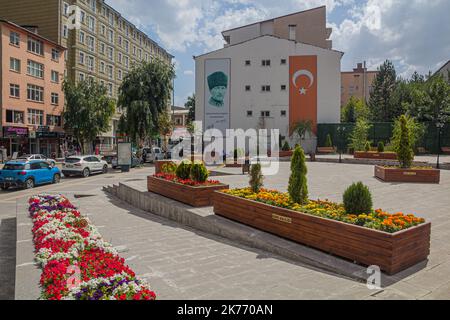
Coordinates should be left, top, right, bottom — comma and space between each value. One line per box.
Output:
0, 202, 16, 300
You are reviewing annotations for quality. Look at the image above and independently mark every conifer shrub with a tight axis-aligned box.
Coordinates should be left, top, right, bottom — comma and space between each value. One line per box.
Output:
288, 146, 308, 205
343, 182, 373, 215
190, 161, 209, 183
282, 141, 291, 152
176, 160, 192, 180
377, 141, 385, 153
249, 163, 264, 193
325, 134, 333, 148
394, 115, 414, 168
364, 141, 371, 152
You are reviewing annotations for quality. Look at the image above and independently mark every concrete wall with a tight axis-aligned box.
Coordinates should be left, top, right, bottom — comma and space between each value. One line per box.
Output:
195, 36, 342, 142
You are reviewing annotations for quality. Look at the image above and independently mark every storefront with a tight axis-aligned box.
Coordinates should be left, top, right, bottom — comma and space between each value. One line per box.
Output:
1, 126, 29, 158
34, 126, 65, 158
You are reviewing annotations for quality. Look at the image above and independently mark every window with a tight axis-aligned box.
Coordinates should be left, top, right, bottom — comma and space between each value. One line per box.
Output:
262, 60, 271, 67
47, 114, 61, 126
51, 70, 59, 83
100, 42, 105, 55
107, 65, 113, 79
27, 85, 44, 102
27, 37, 44, 55
108, 30, 114, 44
10, 84, 20, 98
281, 110, 287, 117
262, 85, 271, 92
289, 25, 297, 40
27, 60, 44, 78
86, 56, 95, 72
89, 0, 96, 12
6, 110, 24, 124
124, 56, 129, 68
10, 32, 20, 46
80, 11, 86, 23
28, 108, 44, 125
79, 31, 85, 44
245, 85, 251, 92
52, 49, 60, 61
261, 111, 271, 118
118, 69, 122, 80
51, 93, 59, 105
109, 12, 115, 26
124, 40, 129, 53
107, 83, 113, 96
79, 73, 85, 82
63, 2, 69, 16
101, 24, 106, 36
87, 16, 95, 32
118, 36, 122, 47
63, 25, 68, 38
10, 58, 21, 72
101, 6, 107, 16
79, 51, 85, 64
118, 52, 123, 64
281, 59, 287, 65
107, 46, 114, 61
247, 111, 253, 117
100, 61, 105, 73
281, 85, 287, 91
87, 36, 95, 52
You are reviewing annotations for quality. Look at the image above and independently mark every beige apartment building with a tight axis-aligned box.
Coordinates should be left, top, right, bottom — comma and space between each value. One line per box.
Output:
434, 60, 450, 83
0, 19, 66, 158
222, 6, 333, 50
0, 0, 173, 151
341, 62, 378, 107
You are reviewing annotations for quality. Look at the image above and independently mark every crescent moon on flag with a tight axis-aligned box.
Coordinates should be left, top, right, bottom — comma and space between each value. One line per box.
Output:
292, 69, 314, 88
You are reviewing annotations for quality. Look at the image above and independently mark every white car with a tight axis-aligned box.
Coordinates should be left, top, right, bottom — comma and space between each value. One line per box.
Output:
145, 147, 164, 163
62, 155, 109, 178
17, 154, 56, 166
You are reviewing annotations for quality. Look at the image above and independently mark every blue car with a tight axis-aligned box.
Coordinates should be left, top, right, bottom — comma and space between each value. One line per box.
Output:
0, 160, 61, 190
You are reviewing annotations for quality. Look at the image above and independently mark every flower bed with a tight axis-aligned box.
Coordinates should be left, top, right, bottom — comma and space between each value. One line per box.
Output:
375, 166, 440, 184
214, 189, 431, 274
354, 151, 398, 160
29, 195, 156, 300
148, 174, 229, 207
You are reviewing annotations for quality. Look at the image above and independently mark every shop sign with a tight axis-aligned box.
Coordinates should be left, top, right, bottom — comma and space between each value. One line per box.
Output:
3, 126, 29, 137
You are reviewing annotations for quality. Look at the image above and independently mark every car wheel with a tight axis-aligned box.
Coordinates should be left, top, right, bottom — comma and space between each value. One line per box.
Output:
82, 168, 90, 178
102, 165, 108, 174
53, 174, 61, 184
25, 178, 35, 189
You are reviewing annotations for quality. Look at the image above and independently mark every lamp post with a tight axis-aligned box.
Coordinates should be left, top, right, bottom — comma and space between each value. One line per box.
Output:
337, 126, 346, 164
436, 121, 444, 169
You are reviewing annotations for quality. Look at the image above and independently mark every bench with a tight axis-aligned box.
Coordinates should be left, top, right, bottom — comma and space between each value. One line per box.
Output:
442, 147, 450, 155
317, 147, 336, 154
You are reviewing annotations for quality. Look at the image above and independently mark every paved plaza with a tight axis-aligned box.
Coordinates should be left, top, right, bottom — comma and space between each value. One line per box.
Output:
1, 161, 450, 300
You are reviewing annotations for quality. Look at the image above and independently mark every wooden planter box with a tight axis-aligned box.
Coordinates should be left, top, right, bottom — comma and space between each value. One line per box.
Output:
225, 160, 244, 168
355, 152, 398, 160
317, 147, 336, 154
279, 150, 293, 158
147, 176, 229, 207
213, 192, 431, 275
375, 166, 440, 184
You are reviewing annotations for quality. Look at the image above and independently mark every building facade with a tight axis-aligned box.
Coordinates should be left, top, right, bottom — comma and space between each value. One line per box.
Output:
195, 7, 342, 146
0, 20, 66, 158
0, 0, 173, 152
341, 62, 378, 107
434, 60, 450, 83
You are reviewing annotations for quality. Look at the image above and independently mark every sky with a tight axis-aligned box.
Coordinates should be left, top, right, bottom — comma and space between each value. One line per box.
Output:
107, 0, 450, 107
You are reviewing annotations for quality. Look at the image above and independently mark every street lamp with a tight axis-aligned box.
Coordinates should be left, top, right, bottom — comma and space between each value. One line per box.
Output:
337, 126, 346, 163
436, 121, 445, 169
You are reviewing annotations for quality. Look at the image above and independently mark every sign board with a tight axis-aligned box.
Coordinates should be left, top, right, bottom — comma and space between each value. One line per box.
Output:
117, 143, 132, 166
204, 58, 231, 134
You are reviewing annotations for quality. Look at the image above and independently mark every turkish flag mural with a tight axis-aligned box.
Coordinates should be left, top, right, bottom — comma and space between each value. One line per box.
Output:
289, 56, 318, 134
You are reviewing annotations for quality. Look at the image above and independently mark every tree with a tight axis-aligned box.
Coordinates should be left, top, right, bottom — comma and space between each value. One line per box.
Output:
349, 119, 371, 152
185, 94, 196, 122
292, 120, 313, 142
288, 146, 308, 205
118, 59, 175, 146
249, 163, 264, 193
369, 60, 398, 121
342, 96, 370, 122
394, 115, 414, 168
413, 75, 450, 124
62, 79, 115, 154
392, 115, 425, 151
158, 110, 174, 152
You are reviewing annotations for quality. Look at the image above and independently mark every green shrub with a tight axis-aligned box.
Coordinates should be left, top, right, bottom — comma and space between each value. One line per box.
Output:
393, 115, 415, 168
288, 146, 308, 205
161, 162, 177, 174
176, 160, 192, 180
282, 141, 291, 152
343, 182, 373, 215
190, 161, 209, 183
364, 141, 371, 152
249, 163, 264, 193
377, 142, 385, 153
349, 119, 372, 152
325, 134, 333, 148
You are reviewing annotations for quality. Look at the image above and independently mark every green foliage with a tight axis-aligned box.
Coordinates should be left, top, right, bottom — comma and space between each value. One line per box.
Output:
369, 60, 398, 122
325, 134, 333, 148
161, 162, 177, 175
282, 141, 291, 152
190, 161, 209, 183
185, 94, 196, 122
343, 182, 373, 215
62, 79, 115, 154
341, 96, 370, 123
349, 119, 372, 152
288, 146, 308, 205
249, 163, 264, 193
292, 120, 313, 141
394, 115, 414, 168
377, 141, 385, 153
118, 59, 175, 145
364, 141, 371, 152
392, 115, 425, 152
176, 160, 192, 180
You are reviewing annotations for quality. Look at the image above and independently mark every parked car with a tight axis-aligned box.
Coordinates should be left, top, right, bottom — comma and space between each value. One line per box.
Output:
17, 154, 56, 166
145, 147, 165, 163
112, 154, 143, 169
0, 160, 61, 190
62, 156, 109, 178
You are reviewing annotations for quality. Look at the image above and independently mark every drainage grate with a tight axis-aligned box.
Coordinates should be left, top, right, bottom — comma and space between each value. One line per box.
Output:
74, 194, 97, 199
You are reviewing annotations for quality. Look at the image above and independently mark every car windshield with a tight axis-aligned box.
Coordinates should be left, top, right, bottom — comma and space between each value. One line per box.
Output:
3, 163, 25, 170
17, 155, 30, 159
65, 158, 81, 163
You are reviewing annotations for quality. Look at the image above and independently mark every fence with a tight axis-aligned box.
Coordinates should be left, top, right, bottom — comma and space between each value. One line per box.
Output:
318, 122, 450, 154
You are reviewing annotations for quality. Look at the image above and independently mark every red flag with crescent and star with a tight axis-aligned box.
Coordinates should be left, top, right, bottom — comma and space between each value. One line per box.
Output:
289, 56, 318, 135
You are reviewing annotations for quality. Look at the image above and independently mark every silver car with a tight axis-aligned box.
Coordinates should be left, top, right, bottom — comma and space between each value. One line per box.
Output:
62, 155, 109, 178
17, 154, 56, 166
145, 147, 164, 163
